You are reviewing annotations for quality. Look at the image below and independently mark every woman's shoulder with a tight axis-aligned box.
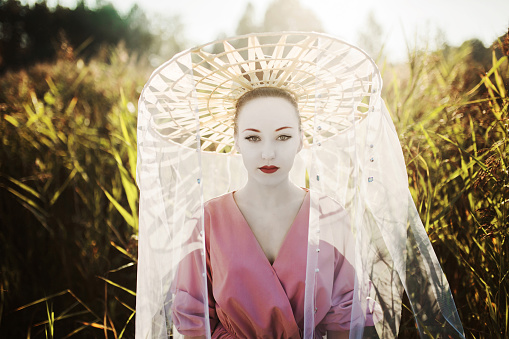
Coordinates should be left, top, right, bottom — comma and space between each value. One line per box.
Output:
203, 191, 235, 213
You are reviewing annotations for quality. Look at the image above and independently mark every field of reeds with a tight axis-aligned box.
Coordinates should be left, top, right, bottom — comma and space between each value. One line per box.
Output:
0, 21, 508, 339
0, 43, 146, 338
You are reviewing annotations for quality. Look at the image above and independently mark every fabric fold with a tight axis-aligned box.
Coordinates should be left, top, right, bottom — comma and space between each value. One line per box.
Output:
172, 289, 218, 336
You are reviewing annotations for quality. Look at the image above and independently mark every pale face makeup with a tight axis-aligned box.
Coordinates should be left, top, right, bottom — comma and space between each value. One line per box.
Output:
235, 97, 302, 187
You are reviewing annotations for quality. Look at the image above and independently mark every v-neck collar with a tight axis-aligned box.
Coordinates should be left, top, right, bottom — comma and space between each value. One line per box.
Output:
229, 190, 309, 267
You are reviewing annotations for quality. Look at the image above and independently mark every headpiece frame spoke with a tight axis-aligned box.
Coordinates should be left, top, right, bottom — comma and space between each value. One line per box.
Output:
141, 32, 382, 153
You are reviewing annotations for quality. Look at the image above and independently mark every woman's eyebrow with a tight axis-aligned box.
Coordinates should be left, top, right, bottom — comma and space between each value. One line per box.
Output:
275, 126, 292, 131
243, 128, 261, 132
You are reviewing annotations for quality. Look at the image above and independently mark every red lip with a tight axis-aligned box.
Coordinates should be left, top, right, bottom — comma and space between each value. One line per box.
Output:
259, 166, 279, 174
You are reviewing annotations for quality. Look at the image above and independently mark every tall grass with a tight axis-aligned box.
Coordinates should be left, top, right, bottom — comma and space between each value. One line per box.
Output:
0, 44, 146, 338
0, 32, 508, 338
383, 36, 508, 338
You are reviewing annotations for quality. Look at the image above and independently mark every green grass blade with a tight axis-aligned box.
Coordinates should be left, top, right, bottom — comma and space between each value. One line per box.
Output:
118, 310, 135, 339
97, 181, 135, 228
97, 277, 136, 296
49, 169, 77, 206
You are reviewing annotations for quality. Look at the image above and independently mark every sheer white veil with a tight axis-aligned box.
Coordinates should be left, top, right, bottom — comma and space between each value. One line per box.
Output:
135, 32, 465, 338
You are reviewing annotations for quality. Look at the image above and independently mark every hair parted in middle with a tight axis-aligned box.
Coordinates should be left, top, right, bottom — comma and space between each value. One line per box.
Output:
234, 87, 301, 135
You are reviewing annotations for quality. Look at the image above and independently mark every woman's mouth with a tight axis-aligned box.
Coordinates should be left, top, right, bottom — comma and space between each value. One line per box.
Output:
259, 166, 279, 174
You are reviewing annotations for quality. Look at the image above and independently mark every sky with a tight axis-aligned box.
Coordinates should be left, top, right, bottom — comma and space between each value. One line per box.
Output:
22, 0, 509, 62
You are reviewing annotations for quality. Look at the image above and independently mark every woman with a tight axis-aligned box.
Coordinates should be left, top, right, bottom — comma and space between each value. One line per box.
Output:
170, 87, 378, 338
136, 32, 464, 338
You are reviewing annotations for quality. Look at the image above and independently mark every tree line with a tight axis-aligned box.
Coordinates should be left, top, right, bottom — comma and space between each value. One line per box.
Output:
0, 0, 153, 73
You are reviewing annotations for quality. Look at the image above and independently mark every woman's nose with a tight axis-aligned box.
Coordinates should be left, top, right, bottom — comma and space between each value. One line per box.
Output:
261, 144, 275, 160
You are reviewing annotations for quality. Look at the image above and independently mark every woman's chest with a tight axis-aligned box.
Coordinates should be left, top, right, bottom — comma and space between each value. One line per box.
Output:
207, 217, 337, 334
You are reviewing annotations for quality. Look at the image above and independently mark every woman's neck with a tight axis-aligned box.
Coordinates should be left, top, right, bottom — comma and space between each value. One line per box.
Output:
235, 178, 304, 209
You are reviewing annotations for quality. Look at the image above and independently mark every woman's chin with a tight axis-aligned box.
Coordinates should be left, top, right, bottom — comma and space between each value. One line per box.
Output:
250, 172, 291, 187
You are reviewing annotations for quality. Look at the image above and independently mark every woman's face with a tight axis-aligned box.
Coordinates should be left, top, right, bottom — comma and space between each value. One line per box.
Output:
235, 96, 302, 186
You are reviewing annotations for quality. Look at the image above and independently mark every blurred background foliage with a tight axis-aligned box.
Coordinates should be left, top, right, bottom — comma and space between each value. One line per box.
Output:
0, 0, 508, 337
0, 0, 155, 72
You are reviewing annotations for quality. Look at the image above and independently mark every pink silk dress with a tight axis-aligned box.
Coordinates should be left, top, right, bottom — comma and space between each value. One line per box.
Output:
171, 191, 377, 338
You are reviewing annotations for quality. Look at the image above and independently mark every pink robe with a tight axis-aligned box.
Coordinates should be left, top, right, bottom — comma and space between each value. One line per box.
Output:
171, 191, 377, 338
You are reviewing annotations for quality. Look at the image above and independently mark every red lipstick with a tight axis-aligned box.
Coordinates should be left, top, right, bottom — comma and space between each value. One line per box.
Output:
259, 166, 279, 174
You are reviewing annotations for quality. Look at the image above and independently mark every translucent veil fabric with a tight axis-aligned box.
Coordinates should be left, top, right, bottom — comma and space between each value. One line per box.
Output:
136, 32, 465, 338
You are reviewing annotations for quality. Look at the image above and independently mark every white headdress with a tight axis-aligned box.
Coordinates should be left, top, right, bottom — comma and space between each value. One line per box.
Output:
136, 32, 465, 338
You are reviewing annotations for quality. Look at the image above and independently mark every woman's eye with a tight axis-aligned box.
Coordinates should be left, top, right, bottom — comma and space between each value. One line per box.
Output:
245, 135, 261, 142
277, 135, 292, 141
